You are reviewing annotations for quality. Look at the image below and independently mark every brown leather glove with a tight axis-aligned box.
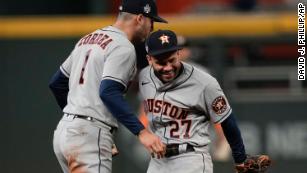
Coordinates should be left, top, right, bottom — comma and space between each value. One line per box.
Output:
235, 155, 271, 173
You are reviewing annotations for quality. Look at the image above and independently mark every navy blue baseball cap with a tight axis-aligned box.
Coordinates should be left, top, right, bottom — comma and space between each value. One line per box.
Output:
119, 0, 167, 23
146, 30, 182, 56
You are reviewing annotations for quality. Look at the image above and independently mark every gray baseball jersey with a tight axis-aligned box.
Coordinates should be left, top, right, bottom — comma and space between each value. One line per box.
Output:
139, 62, 232, 147
60, 26, 137, 128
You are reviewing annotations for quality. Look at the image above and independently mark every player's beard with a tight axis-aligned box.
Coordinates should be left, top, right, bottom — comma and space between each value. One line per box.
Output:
132, 31, 143, 43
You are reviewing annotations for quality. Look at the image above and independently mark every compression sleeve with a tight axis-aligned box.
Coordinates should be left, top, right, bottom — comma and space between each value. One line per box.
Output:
221, 112, 247, 163
99, 79, 145, 135
48, 69, 69, 110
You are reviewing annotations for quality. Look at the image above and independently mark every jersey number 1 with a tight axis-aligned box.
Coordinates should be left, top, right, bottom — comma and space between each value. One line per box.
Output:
79, 49, 92, 84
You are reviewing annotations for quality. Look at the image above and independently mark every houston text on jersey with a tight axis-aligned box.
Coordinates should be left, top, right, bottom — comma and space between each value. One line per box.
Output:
144, 99, 189, 120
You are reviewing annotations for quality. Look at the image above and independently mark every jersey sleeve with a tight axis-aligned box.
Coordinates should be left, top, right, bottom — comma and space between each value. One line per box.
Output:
203, 79, 232, 124
60, 53, 72, 78
102, 46, 136, 89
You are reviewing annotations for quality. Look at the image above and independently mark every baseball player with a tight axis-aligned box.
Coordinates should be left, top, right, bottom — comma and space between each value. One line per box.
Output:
49, 0, 167, 172
139, 30, 271, 173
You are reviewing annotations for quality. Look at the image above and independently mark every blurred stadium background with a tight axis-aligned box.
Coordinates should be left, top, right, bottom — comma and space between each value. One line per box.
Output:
1, 0, 306, 172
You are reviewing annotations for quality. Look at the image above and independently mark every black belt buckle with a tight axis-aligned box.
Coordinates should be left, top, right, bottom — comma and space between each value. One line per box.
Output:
73, 114, 93, 121
165, 144, 179, 158
165, 144, 195, 158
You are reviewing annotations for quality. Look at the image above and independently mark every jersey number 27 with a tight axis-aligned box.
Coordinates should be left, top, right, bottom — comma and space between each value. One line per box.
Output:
170, 120, 192, 139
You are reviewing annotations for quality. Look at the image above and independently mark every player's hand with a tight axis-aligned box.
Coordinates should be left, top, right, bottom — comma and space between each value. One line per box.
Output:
138, 129, 166, 159
111, 144, 119, 157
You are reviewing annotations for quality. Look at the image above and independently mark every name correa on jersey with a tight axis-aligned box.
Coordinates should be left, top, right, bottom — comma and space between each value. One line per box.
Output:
78, 33, 113, 50
144, 99, 189, 120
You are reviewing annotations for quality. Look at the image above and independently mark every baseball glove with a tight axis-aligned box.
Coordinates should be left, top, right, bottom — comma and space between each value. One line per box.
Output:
235, 155, 271, 173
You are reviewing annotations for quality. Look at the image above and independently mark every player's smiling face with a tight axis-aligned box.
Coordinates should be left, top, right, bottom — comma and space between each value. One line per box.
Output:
147, 50, 182, 83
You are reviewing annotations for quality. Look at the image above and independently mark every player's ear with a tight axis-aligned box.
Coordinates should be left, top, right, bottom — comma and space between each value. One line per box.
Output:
146, 55, 152, 65
136, 14, 144, 25
176, 50, 181, 59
